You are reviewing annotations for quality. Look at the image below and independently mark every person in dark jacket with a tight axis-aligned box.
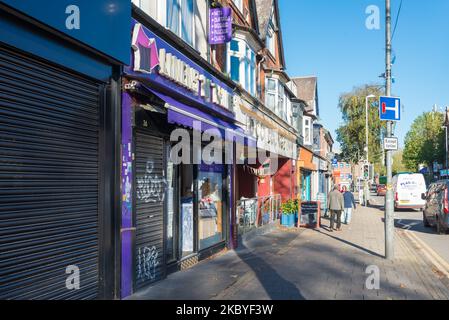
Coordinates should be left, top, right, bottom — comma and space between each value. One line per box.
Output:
342, 186, 356, 224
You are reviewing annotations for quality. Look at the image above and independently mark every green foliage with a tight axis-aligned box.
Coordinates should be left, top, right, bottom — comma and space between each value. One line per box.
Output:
336, 84, 387, 166
281, 199, 298, 215
403, 111, 445, 171
392, 150, 406, 175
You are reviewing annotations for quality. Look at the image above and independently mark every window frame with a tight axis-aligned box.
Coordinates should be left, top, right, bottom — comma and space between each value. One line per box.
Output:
303, 116, 312, 146
232, 0, 243, 13
166, 0, 195, 47
266, 24, 275, 56
265, 77, 290, 122
227, 39, 256, 96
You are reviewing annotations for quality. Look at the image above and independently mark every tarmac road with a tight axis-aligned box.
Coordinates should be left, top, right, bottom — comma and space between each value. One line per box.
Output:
369, 193, 449, 266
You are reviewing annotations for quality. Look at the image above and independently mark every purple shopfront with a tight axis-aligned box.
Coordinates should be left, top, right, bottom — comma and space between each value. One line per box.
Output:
120, 18, 247, 298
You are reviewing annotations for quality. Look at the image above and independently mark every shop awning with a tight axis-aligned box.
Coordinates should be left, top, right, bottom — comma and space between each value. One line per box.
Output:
143, 85, 257, 147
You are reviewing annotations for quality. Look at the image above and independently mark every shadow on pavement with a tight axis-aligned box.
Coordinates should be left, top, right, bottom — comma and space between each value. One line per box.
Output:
313, 229, 384, 259
235, 237, 305, 300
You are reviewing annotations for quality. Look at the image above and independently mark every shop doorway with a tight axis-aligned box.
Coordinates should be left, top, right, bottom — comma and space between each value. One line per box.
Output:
301, 171, 312, 201
179, 164, 195, 258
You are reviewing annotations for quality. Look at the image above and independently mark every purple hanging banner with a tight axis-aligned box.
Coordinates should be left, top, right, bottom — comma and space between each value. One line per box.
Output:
209, 7, 232, 45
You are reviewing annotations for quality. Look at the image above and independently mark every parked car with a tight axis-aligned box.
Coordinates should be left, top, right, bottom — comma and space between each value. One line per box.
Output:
423, 180, 449, 234
370, 183, 378, 192
392, 173, 427, 210
377, 184, 387, 196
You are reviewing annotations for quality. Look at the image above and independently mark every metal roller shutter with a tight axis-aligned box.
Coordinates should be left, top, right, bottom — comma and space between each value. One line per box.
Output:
134, 130, 165, 289
0, 44, 101, 300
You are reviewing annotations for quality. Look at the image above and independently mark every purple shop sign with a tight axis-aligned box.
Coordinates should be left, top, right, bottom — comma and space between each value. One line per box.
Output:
209, 7, 232, 45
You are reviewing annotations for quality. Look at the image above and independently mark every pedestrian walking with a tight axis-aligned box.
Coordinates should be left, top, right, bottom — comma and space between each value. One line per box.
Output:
327, 185, 345, 232
342, 186, 356, 224
358, 187, 364, 206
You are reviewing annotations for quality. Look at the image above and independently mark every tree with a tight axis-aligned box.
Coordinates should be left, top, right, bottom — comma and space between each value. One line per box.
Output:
403, 111, 445, 171
392, 150, 406, 175
336, 84, 387, 166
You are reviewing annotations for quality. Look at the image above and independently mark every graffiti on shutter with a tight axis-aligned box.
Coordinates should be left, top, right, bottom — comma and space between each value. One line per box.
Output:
136, 160, 167, 203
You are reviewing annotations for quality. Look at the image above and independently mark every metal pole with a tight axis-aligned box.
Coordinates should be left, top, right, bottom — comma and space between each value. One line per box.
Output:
444, 126, 449, 169
385, 0, 394, 260
364, 97, 369, 206
366, 97, 369, 163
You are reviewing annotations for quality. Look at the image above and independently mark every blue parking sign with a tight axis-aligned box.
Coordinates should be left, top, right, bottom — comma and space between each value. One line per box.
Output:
379, 96, 401, 121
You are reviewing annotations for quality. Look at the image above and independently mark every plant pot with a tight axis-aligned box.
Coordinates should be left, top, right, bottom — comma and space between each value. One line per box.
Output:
281, 214, 295, 228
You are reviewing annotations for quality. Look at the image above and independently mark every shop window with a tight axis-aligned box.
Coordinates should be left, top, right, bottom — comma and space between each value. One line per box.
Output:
198, 166, 224, 250
180, 164, 194, 258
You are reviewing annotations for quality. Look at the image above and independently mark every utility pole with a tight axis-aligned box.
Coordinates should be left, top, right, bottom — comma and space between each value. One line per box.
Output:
385, 0, 394, 260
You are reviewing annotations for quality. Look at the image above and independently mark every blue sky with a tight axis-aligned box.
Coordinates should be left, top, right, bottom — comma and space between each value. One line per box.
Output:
279, 0, 449, 151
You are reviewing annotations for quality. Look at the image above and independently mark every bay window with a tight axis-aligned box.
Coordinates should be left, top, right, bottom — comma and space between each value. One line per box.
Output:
233, 0, 243, 12
228, 39, 256, 96
303, 116, 312, 146
167, 0, 194, 46
265, 77, 289, 122
266, 25, 275, 55
132, 0, 194, 47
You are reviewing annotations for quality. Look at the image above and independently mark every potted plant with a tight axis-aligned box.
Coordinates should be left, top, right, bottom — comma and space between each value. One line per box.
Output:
281, 200, 295, 228
292, 199, 299, 225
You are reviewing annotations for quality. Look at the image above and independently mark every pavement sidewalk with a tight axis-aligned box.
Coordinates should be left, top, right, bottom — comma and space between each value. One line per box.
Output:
129, 204, 449, 300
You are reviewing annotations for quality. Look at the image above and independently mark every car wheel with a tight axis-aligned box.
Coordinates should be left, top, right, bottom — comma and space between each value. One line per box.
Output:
436, 217, 446, 235
423, 212, 431, 227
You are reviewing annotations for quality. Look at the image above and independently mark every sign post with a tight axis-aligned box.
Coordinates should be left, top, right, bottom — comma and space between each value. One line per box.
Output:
379, 96, 401, 122
383, 137, 398, 151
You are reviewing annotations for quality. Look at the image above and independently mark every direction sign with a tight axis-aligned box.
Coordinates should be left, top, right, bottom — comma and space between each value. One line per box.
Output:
384, 137, 398, 151
380, 96, 401, 121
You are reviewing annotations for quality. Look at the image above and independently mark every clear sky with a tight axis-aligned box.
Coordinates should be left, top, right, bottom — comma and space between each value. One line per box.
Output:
279, 0, 449, 151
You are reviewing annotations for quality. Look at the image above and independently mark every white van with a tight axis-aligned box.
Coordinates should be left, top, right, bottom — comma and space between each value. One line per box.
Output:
392, 173, 427, 210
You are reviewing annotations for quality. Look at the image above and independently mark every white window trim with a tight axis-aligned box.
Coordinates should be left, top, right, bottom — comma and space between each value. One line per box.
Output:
303, 116, 312, 145
233, 0, 243, 13
266, 24, 275, 55
265, 77, 290, 122
227, 38, 256, 96
165, 0, 196, 48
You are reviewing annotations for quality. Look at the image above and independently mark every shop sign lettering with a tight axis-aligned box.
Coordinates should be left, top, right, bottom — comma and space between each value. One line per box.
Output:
132, 23, 231, 110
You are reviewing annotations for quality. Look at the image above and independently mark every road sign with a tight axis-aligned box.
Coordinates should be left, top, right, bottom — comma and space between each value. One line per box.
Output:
379, 96, 401, 121
383, 137, 398, 151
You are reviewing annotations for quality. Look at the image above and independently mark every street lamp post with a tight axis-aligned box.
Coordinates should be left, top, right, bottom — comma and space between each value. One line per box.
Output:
442, 125, 448, 170
364, 94, 376, 205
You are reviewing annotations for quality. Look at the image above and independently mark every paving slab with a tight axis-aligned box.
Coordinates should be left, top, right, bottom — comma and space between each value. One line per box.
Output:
128, 202, 449, 300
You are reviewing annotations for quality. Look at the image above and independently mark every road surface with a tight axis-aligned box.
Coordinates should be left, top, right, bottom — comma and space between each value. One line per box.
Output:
369, 193, 449, 265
